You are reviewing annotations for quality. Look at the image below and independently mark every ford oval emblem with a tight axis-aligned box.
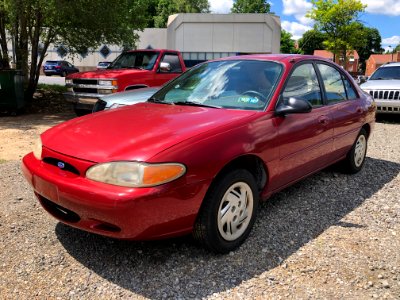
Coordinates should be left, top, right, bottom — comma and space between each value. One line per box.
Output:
57, 162, 65, 169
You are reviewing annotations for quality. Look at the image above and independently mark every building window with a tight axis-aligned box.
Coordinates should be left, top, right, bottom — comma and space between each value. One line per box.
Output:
100, 45, 111, 59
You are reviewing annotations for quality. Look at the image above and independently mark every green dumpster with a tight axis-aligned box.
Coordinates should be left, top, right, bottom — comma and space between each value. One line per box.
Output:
0, 70, 25, 114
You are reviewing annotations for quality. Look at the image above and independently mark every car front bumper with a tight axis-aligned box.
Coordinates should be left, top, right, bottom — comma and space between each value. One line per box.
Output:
22, 151, 209, 240
373, 100, 400, 114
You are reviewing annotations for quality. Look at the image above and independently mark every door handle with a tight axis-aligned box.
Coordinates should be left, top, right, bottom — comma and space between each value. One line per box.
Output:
356, 107, 363, 114
318, 115, 329, 125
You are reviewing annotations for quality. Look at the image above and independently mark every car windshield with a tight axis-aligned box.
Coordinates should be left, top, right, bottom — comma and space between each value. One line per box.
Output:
151, 60, 282, 110
370, 66, 400, 80
108, 51, 159, 70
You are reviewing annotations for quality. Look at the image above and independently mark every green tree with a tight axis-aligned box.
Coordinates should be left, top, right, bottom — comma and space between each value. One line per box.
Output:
142, 0, 159, 28
231, 0, 271, 13
354, 25, 383, 72
154, 0, 210, 28
307, 0, 366, 65
298, 29, 327, 55
0, 0, 147, 102
394, 44, 400, 52
280, 30, 300, 54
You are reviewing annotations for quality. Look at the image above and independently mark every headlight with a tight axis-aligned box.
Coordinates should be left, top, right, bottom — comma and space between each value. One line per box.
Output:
109, 103, 126, 109
65, 79, 72, 85
98, 80, 117, 86
33, 137, 42, 160
86, 162, 186, 187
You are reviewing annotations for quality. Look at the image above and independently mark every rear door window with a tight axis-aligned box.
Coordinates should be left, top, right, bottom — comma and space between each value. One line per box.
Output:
317, 64, 347, 103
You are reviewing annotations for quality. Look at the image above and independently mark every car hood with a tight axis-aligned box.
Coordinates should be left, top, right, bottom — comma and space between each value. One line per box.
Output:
360, 79, 400, 90
100, 87, 159, 106
67, 68, 147, 79
42, 103, 256, 162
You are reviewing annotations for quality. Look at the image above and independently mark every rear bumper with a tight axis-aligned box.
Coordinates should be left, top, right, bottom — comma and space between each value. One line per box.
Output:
22, 152, 209, 240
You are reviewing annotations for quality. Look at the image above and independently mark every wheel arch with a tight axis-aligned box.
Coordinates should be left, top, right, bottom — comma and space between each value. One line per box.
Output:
211, 154, 268, 195
362, 123, 371, 138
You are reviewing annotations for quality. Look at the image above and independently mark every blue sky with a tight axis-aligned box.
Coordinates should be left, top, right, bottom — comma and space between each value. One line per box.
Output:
209, 0, 400, 51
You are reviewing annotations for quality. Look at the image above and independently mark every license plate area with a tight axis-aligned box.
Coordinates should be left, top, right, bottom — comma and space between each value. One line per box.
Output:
33, 175, 59, 202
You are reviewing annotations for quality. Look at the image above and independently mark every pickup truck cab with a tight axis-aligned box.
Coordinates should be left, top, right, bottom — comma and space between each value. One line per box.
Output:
64, 49, 186, 115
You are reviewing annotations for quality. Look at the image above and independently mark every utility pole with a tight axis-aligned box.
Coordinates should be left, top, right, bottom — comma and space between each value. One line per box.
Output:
388, 45, 394, 62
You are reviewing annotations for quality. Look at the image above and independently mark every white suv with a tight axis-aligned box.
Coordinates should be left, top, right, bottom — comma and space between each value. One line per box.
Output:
360, 62, 400, 114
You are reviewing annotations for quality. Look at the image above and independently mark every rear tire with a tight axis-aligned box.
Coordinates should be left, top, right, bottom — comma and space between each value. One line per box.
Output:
193, 169, 259, 253
341, 128, 368, 174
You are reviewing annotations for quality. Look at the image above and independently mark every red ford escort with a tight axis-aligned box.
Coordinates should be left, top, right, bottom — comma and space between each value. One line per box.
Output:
22, 55, 375, 253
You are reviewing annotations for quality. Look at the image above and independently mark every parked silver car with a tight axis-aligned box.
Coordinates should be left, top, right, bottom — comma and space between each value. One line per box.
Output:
92, 87, 160, 112
360, 62, 400, 114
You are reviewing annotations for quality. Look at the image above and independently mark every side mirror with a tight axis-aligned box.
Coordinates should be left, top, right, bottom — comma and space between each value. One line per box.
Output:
159, 62, 171, 72
275, 97, 312, 116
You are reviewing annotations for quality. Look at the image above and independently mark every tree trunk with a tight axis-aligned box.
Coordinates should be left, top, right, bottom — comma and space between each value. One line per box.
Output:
0, 9, 10, 68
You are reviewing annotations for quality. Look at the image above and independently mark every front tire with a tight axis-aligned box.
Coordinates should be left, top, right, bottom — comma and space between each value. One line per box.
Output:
341, 128, 368, 174
193, 169, 259, 253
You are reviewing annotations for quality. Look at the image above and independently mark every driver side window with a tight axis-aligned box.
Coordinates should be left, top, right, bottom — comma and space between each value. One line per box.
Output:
282, 63, 322, 107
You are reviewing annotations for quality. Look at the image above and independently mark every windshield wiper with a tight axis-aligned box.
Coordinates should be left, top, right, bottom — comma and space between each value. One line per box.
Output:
174, 101, 221, 109
127, 66, 144, 70
148, 97, 172, 104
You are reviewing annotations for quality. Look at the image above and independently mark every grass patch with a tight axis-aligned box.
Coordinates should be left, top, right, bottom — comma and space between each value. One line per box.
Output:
37, 83, 68, 93
0, 159, 7, 164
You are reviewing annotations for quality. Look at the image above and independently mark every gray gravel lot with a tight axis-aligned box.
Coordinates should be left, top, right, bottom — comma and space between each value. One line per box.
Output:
0, 116, 399, 299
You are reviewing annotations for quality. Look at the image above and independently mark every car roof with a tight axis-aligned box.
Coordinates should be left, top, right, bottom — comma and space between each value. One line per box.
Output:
379, 62, 400, 68
214, 54, 333, 64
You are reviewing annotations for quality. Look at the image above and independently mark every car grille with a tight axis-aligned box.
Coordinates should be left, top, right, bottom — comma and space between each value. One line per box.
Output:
92, 99, 107, 112
38, 195, 81, 223
73, 87, 98, 94
368, 90, 400, 100
72, 79, 98, 85
367, 90, 400, 113
43, 157, 80, 175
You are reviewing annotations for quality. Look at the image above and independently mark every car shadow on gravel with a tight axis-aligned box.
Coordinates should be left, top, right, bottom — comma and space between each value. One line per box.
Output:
55, 157, 399, 299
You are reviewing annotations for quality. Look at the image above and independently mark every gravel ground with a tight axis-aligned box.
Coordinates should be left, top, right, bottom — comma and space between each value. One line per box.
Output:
0, 113, 399, 299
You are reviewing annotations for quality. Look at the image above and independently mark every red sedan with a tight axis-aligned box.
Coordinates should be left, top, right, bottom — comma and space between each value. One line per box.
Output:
22, 55, 375, 253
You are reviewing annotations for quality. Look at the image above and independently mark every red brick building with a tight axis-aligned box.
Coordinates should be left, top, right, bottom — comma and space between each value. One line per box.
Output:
365, 52, 400, 76
313, 50, 360, 75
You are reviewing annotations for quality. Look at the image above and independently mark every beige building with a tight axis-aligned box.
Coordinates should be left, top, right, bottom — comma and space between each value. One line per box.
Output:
31, 13, 280, 70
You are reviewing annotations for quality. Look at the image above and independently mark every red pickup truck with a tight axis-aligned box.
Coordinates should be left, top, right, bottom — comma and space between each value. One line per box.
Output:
64, 49, 186, 115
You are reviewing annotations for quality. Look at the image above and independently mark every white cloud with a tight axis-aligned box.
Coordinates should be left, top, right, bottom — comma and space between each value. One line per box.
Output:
282, 0, 313, 25
282, 20, 312, 40
382, 35, 400, 46
209, 0, 233, 13
362, 0, 400, 16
